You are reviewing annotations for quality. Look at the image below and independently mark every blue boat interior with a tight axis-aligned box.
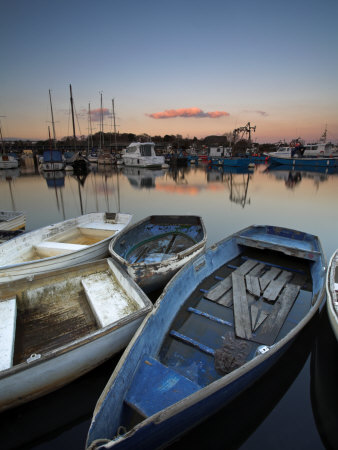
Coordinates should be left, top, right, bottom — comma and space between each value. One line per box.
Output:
113, 216, 205, 264
88, 226, 323, 445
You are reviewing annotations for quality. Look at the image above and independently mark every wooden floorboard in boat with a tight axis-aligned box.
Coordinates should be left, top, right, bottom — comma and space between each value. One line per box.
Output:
13, 291, 97, 364
252, 283, 301, 345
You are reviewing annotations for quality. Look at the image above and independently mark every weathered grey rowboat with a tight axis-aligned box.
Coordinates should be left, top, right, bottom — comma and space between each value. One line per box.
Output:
326, 249, 338, 341
86, 225, 326, 449
0, 257, 152, 412
109, 215, 207, 293
0, 212, 132, 283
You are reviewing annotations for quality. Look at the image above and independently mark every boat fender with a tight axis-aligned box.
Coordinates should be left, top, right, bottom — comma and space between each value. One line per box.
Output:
27, 353, 41, 363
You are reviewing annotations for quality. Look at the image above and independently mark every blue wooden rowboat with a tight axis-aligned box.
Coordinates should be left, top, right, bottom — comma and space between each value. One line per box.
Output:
109, 215, 206, 294
86, 225, 326, 450
268, 155, 338, 167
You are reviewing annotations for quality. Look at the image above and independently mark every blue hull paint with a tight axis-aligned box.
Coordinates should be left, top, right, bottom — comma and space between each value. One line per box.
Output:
269, 156, 338, 167
87, 225, 326, 450
210, 158, 254, 167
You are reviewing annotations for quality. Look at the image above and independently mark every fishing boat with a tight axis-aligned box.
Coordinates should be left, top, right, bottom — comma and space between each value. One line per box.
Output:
87, 225, 325, 449
0, 257, 152, 412
0, 212, 132, 283
326, 249, 338, 341
268, 155, 338, 167
109, 215, 207, 293
121, 142, 165, 169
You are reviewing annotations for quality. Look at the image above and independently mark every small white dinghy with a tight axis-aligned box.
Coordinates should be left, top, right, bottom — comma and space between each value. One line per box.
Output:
0, 211, 26, 243
0, 257, 152, 412
0, 212, 132, 283
0, 211, 25, 232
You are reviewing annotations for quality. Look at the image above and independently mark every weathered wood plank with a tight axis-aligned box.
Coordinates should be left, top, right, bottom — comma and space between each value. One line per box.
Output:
246, 275, 261, 297
262, 271, 293, 302
232, 273, 252, 339
217, 289, 233, 307
205, 259, 259, 302
250, 304, 269, 331
255, 284, 301, 345
204, 277, 232, 301
248, 263, 265, 277
259, 267, 281, 291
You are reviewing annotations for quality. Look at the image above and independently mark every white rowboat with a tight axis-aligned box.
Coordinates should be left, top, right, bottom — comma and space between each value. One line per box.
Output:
0, 212, 132, 283
0, 257, 152, 412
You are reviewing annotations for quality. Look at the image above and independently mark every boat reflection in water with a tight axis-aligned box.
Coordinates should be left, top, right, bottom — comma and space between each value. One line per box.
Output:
310, 308, 338, 450
265, 164, 338, 189
207, 165, 254, 208
42, 170, 65, 188
121, 166, 166, 190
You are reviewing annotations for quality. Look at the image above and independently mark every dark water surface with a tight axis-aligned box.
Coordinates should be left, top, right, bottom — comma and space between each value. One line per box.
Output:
1, 161, 337, 449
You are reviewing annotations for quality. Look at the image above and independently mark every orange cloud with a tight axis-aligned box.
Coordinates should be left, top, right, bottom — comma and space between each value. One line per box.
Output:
147, 108, 230, 119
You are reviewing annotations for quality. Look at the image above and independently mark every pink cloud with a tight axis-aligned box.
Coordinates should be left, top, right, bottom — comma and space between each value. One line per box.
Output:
90, 108, 111, 122
147, 107, 230, 119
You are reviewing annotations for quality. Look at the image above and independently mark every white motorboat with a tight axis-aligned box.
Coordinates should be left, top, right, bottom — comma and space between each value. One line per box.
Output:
122, 142, 164, 168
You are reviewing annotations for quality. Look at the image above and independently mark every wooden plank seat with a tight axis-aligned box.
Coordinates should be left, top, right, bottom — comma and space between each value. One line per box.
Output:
78, 222, 125, 232
35, 241, 89, 257
0, 298, 17, 371
81, 272, 137, 328
125, 357, 200, 418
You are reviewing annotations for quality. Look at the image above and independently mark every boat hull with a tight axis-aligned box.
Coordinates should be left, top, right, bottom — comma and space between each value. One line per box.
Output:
326, 250, 338, 341
210, 157, 254, 167
0, 211, 25, 231
269, 156, 338, 167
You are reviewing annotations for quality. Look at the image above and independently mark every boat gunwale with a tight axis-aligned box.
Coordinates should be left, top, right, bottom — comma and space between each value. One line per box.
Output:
0, 257, 152, 380
326, 250, 338, 332
87, 224, 326, 447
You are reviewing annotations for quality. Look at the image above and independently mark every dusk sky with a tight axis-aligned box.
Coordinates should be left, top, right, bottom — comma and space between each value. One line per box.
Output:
1, 0, 337, 143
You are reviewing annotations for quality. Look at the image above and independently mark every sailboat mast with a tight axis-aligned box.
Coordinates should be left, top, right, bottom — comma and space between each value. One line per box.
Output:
100, 92, 104, 148
0, 121, 6, 154
70, 84, 77, 150
49, 89, 57, 149
112, 98, 117, 154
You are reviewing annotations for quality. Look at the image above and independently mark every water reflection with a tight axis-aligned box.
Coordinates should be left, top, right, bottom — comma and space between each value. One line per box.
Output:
121, 166, 166, 189
0, 168, 21, 211
207, 166, 253, 208
265, 164, 338, 190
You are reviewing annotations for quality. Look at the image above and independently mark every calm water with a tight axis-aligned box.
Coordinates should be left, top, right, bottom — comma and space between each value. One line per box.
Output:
0, 160, 337, 449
